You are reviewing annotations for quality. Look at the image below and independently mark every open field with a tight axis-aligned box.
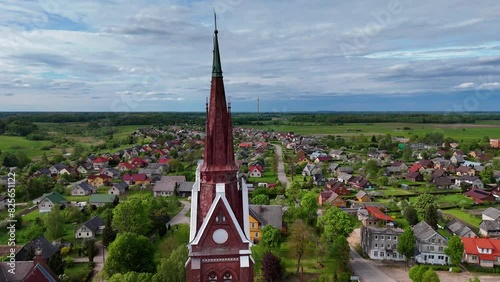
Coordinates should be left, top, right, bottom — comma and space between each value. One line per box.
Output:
442, 209, 482, 227
243, 122, 500, 140
0, 136, 54, 158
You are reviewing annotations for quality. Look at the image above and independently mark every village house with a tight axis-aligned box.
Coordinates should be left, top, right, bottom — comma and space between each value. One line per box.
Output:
77, 164, 91, 175
92, 157, 109, 170
89, 194, 117, 208
456, 175, 484, 189
122, 173, 150, 186
153, 181, 176, 197
432, 176, 454, 189
138, 163, 168, 177
446, 219, 477, 238
15, 236, 61, 262
360, 206, 394, 226
129, 157, 149, 168
249, 165, 263, 178
177, 181, 195, 197
412, 221, 449, 265
337, 172, 353, 184
318, 191, 346, 207
356, 190, 371, 202
325, 180, 350, 196
408, 163, 423, 173
100, 168, 121, 179
108, 182, 129, 196
483, 207, 500, 221
419, 159, 435, 169
117, 162, 133, 172
349, 176, 373, 189
38, 192, 66, 213
336, 166, 354, 175
313, 174, 328, 186
329, 149, 347, 160
490, 139, 500, 149
71, 182, 96, 196
479, 220, 500, 237
462, 237, 500, 268
75, 215, 105, 239
406, 171, 424, 182
360, 226, 405, 261
249, 205, 285, 242
87, 174, 113, 187
465, 188, 495, 203
302, 164, 322, 177
2, 249, 60, 281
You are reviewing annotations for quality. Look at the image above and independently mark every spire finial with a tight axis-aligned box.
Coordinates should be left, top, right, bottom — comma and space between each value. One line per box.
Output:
214, 9, 218, 33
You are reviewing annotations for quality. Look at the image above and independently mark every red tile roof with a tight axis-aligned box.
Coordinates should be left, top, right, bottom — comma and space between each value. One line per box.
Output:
366, 206, 394, 222
462, 237, 500, 261
93, 157, 109, 163
250, 165, 263, 173
409, 163, 423, 172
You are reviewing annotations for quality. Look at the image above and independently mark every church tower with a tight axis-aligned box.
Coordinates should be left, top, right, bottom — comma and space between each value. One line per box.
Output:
186, 17, 254, 282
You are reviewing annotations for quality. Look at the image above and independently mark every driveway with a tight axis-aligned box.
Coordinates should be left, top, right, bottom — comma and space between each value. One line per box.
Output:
350, 247, 397, 282
167, 200, 191, 226
272, 144, 289, 188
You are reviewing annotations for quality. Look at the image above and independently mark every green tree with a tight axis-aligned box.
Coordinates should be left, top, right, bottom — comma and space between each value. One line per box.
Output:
285, 181, 303, 204
251, 194, 270, 205
73, 144, 85, 160
45, 206, 65, 240
289, 220, 314, 274
154, 245, 189, 282
402, 146, 413, 161
85, 239, 96, 262
2, 152, 18, 167
479, 166, 494, 185
409, 265, 428, 282
112, 198, 151, 235
317, 207, 355, 241
262, 252, 283, 282
397, 228, 416, 266
364, 159, 379, 177
331, 235, 350, 272
404, 205, 419, 226
444, 235, 464, 265
414, 193, 435, 216
41, 152, 49, 164
423, 203, 438, 230
168, 159, 184, 172
422, 268, 440, 282
261, 225, 281, 250
109, 272, 155, 282
301, 191, 319, 225
102, 213, 117, 247
150, 207, 170, 237
15, 152, 31, 168
105, 232, 155, 275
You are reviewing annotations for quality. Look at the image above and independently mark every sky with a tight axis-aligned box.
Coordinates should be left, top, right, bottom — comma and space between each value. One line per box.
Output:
0, 0, 499, 112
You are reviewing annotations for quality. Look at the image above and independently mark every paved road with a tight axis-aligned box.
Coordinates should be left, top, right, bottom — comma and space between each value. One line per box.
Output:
350, 247, 396, 282
272, 144, 290, 188
167, 200, 191, 226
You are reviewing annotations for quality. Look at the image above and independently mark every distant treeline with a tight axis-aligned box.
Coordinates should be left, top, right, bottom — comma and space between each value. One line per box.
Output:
1, 112, 500, 128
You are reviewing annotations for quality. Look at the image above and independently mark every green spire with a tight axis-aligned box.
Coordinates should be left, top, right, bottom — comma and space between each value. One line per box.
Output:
212, 13, 223, 78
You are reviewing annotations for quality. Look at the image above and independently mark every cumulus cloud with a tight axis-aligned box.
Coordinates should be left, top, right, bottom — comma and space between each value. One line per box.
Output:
455, 82, 476, 89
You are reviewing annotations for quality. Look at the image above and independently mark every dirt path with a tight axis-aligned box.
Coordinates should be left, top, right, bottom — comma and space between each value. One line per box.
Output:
272, 144, 289, 188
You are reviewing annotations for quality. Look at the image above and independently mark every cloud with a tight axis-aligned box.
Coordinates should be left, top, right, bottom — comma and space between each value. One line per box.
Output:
0, 0, 499, 111
455, 82, 475, 89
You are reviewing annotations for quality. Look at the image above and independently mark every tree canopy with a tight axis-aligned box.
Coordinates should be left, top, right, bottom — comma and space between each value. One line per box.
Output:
317, 206, 355, 241
112, 197, 151, 235
105, 232, 155, 275
445, 235, 464, 266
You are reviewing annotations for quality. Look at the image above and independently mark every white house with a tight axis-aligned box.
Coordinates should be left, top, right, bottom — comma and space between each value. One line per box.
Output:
75, 216, 105, 239
38, 192, 67, 213
412, 221, 449, 265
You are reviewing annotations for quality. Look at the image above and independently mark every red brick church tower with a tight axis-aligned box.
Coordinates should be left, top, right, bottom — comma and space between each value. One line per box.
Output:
186, 18, 254, 282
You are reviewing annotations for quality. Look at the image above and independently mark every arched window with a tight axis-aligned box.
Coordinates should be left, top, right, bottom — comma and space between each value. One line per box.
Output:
223, 272, 232, 282
208, 272, 217, 281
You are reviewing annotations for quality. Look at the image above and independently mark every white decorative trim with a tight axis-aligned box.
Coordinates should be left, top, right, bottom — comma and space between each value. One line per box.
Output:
241, 178, 251, 241
191, 192, 250, 245
189, 163, 202, 242
216, 183, 225, 194
240, 255, 250, 268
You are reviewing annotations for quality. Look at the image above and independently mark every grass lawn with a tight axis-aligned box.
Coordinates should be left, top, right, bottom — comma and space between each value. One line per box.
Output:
249, 170, 278, 184
442, 209, 482, 228
379, 187, 415, 196
154, 223, 189, 263
0, 136, 55, 158
22, 209, 43, 221
64, 262, 93, 282
435, 194, 474, 208
243, 122, 500, 140
120, 189, 154, 200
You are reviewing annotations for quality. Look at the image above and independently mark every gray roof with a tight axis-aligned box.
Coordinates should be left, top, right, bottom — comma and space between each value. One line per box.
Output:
482, 207, 500, 220
147, 163, 167, 169
83, 215, 105, 232
356, 190, 368, 199
159, 175, 186, 183
446, 219, 476, 237
15, 236, 57, 261
75, 182, 95, 192
480, 220, 500, 232
112, 182, 129, 192
177, 182, 195, 192
249, 205, 283, 230
153, 181, 176, 192
412, 221, 437, 241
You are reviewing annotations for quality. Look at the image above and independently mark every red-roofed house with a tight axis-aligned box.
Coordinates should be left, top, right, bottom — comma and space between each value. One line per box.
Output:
363, 206, 394, 226
129, 158, 148, 168
158, 157, 174, 164
239, 142, 253, 148
123, 174, 150, 186
406, 171, 424, 182
465, 188, 495, 204
117, 162, 133, 172
408, 163, 423, 173
462, 237, 500, 268
249, 166, 263, 178
318, 191, 347, 207
92, 157, 109, 170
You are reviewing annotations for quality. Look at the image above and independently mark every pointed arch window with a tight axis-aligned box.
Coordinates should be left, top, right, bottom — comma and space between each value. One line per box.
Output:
223, 272, 233, 282
216, 212, 226, 223
208, 272, 217, 281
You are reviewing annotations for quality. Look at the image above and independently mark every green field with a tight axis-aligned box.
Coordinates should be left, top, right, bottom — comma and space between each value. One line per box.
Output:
442, 209, 482, 227
0, 136, 54, 158
243, 122, 500, 140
